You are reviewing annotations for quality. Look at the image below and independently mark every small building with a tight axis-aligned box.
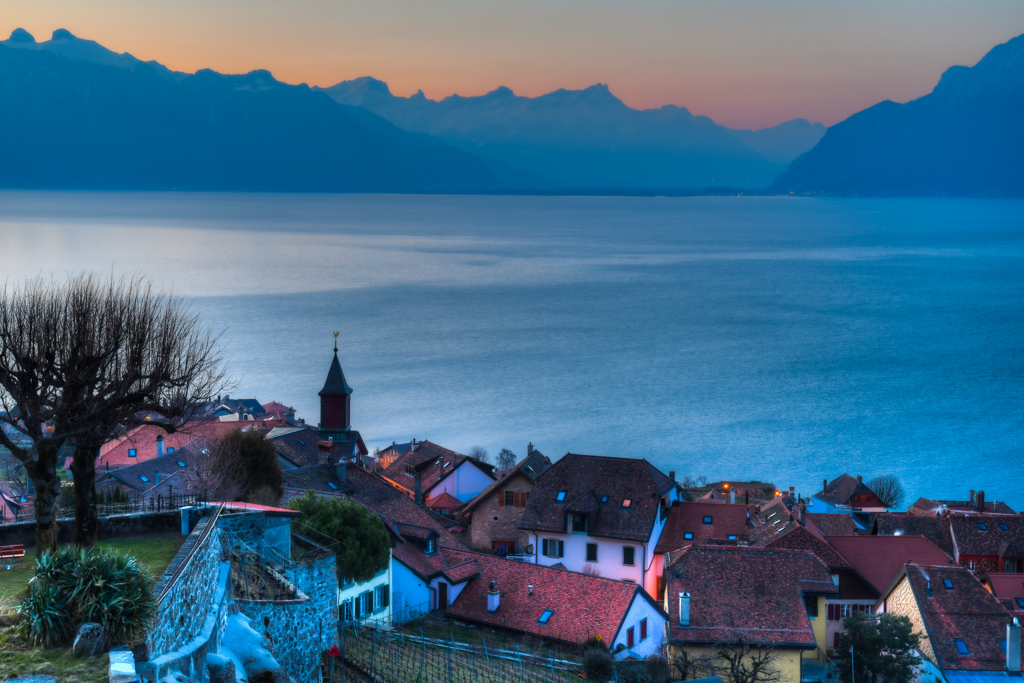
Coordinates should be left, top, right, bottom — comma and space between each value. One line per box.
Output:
518, 453, 682, 597
664, 545, 837, 683
379, 440, 495, 504
948, 514, 1024, 574
876, 564, 1021, 683
425, 491, 462, 517
445, 548, 668, 657
316, 346, 368, 458
807, 473, 887, 518
457, 447, 552, 554
908, 491, 1015, 517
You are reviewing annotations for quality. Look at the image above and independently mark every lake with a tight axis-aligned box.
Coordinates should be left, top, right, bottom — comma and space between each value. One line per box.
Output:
1, 191, 1022, 510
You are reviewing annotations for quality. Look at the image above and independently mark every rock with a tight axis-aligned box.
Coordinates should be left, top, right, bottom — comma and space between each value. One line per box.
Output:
206, 653, 236, 683
248, 668, 294, 683
72, 622, 106, 656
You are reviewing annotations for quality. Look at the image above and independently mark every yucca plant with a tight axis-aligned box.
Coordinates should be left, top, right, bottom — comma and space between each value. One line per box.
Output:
18, 582, 72, 647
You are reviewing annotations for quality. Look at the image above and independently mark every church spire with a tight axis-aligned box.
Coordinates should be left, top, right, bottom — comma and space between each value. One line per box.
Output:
319, 335, 352, 431
320, 333, 353, 396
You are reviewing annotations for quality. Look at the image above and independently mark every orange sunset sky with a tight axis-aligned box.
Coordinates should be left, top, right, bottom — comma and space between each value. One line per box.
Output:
5, 0, 1024, 129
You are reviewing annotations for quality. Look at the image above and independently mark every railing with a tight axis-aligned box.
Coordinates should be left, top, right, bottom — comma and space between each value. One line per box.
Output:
3, 492, 209, 524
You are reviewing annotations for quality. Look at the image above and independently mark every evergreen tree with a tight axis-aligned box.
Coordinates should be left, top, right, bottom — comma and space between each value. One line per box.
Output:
210, 429, 283, 504
837, 612, 921, 683
286, 491, 391, 583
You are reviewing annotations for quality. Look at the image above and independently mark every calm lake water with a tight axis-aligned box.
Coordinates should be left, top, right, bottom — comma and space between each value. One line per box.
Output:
1, 191, 1022, 510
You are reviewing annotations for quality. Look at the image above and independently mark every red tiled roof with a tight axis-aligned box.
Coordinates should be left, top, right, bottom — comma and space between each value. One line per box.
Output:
910, 497, 1016, 516
666, 545, 836, 648
460, 450, 552, 513
99, 420, 283, 468
949, 514, 1024, 558
814, 474, 883, 508
806, 513, 859, 536
261, 402, 293, 414
445, 548, 660, 645
381, 440, 494, 499
897, 564, 1012, 672
519, 453, 676, 542
826, 535, 953, 595
427, 491, 462, 511
985, 573, 1024, 615
655, 502, 754, 553
873, 513, 955, 557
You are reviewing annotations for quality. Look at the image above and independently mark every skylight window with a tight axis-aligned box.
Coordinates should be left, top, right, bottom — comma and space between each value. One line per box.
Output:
702, 516, 713, 525
954, 639, 969, 655
556, 491, 567, 502
177, 460, 186, 467
977, 522, 987, 530
999, 523, 1009, 530
622, 499, 631, 508
1016, 598, 1024, 609
943, 579, 954, 590
600, 496, 608, 505
128, 449, 137, 457
140, 475, 149, 483
327, 481, 338, 490
167, 447, 174, 454
728, 535, 738, 540
298, 439, 306, 446
684, 533, 694, 540
538, 610, 553, 624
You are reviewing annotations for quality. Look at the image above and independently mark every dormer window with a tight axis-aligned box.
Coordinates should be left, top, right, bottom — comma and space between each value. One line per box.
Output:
538, 610, 553, 624
943, 579, 954, 590
570, 513, 588, 533
556, 491, 567, 502
622, 499, 631, 508
426, 537, 437, 555
405, 465, 415, 474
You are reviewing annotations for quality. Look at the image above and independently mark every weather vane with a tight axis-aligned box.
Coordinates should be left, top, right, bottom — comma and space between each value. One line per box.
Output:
333, 331, 339, 352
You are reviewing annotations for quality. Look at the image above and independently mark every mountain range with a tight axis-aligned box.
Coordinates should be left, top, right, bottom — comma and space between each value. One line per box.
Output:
0, 27, 1021, 195
318, 78, 825, 190
772, 33, 1024, 195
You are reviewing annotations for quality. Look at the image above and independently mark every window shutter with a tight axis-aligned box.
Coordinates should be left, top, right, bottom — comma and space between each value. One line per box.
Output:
354, 594, 362, 618
558, 540, 564, 557
516, 492, 523, 507
542, 539, 548, 556
499, 491, 505, 507
640, 618, 647, 640
382, 584, 390, 608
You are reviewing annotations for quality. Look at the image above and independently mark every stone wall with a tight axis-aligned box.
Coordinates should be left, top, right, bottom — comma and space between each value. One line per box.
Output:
0, 507, 204, 548
468, 472, 534, 553
883, 574, 936, 665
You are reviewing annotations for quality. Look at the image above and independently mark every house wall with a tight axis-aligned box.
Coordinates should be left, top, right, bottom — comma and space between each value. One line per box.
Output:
339, 560, 392, 625
879, 575, 936, 666
528, 531, 646, 584
807, 498, 840, 514
824, 599, 877, 650
669, 645, 803, 683
430, 576, 469, 610
611, 595, 666, 659
807, 596, 827, 655
429, 462, 494, 502
392, 558, 431, 622
468, 472, 534, 553
960, 555, 1000, 574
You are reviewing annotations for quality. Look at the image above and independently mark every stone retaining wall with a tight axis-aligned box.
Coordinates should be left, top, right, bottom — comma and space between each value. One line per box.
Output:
0, 507, 205, 548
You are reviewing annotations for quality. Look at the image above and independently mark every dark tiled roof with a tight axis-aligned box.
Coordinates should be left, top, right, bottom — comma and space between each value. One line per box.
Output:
445, 548, 660, 645
814, 474, 879, 507
826, 535, 953, 595
518, 454, 676, 542
666, 545, 836, 648
381, 440, 495, 497
281, 463, 356, 496
748, 499, 852, 570
911, 497, 1015, 516
806, 513, 859, 536
873, 513, 955, 557
984, 573, 1024, 615
96, 448, 201, 494
655, 502, 754, 553
949, 515, 1024, 558
394, 523, 435, 541
461, 451, 553, 514
99, 420, 283, 468
319, 351, 353, 395
268, 427, 326, 468
898, 565, 1012, 672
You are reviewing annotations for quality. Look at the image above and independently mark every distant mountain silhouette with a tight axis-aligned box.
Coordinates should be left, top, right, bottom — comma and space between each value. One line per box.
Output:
0, 29, 545, 192
319, 78, 824, 190
772, 34, 1024, 196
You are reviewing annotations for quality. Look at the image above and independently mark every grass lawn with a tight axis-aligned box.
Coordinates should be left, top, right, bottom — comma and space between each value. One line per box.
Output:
0, 647, 108, 683
0, 532, 186, 613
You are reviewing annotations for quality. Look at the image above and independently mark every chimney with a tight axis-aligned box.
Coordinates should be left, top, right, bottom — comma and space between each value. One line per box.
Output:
789, 486, 795, 498
857, 474, 862, 483
156, 435, 165, 457
1008, 619, 1021, 672
527, 442, 534, 456
678, 592, 690, 627
926, 580, 933, 598
799, 504, 806, 526
487, 582, 500, 613
337, 461, 347, 484
978, 490, 986, 512
730, 490, 735, 505
414, 473, 422, 502
970, 490, 976, 503
745, 490, 749, 505
669, 470, 676, 482
823, 478, 828, 491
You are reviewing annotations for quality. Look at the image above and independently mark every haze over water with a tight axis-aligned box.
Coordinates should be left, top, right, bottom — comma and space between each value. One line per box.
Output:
2, 191, 1022, 510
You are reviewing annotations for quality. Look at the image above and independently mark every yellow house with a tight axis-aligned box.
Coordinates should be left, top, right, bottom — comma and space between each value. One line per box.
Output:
663, 545, 836, 683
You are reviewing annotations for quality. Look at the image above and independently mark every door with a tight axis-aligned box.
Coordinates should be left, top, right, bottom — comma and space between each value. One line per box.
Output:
492, 540, 515, 555
438, 582, 448, 610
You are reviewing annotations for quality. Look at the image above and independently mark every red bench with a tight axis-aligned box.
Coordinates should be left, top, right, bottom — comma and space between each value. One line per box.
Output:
1, 544, 24, 569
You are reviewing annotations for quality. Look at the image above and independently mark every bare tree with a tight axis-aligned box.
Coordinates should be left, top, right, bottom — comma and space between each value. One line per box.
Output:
178, 444, 242, 503
468, 446, 490, 464
497, 448, 517, 470
673, 649, 716, 680
867, 474, 905, 509
0, 274, 228, 552
713, 641, 782, 683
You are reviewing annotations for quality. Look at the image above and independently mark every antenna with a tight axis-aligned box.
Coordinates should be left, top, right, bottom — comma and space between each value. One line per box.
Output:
333, 331, 339, 352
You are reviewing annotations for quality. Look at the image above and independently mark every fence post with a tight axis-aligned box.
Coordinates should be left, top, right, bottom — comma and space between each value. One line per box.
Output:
418, 627, 425, 683
369, 639, 375, 683
483, 638, 489, 665
447, 634, 453, 683
549, 649, 555, 678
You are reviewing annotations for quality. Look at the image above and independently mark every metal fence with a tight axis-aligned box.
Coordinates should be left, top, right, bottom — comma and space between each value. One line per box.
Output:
3, 492, 209, 524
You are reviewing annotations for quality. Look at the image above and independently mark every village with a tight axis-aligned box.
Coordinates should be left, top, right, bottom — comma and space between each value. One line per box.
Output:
1, 343, 1020, 683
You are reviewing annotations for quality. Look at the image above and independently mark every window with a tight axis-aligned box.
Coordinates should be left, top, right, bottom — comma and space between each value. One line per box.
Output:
623, 546, 635, 566
954, 639, 969, 655
375, 584, 390, 611
538, 610, 553, 624
140, 475, 149, 483
1016, 598, 1024, 609
556, 491, 567, 502
128, 449, 137, 458
504, 491, 515, 506
176, 460, 187, 468
542, 539, 564, 558
943, 579, 954, 590
297, 439, 306, 446
167, 447, 174, 454
978, 522, 987, 530
361, 590, 373, 615
998, 522, 1009, 531
405, 464, 416, 474
586, 543, 598, 562
702, 516, 713, 525
327, 481, 338, 490
600, 496, 608, 505
622, 499, 631, 508
341, 599, 353, 622
640, 618, 648, 641
969, 560, 976, 571
426, 537, 436, 554
684, 533, 694, 540
804, 595, 818, 618
728, 535, 738, 540
570, 513, 588, 533
627, 626, 635, 648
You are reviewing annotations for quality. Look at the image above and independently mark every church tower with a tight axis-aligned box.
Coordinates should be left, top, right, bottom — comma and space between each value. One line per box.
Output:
319, 335, 353, 432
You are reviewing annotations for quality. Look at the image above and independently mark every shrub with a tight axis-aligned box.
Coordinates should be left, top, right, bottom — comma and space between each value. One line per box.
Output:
582, 647, 615, 681
286, 491, 390, 583
18, 547, 156, 647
